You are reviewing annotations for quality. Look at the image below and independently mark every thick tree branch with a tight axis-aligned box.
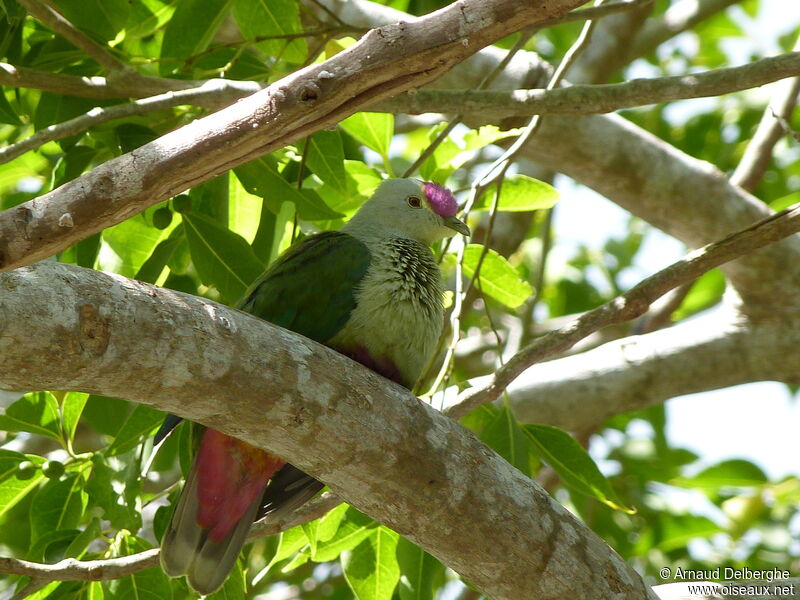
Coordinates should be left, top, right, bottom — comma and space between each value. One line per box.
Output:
448, 203, 800, 419
0, 0, 584, 273
0, 261, 656, 600
377, 52, 800, 117
501, 308, 800, 430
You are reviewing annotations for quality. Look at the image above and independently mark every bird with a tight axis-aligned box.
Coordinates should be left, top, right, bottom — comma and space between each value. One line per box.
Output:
157, 178, 470, 594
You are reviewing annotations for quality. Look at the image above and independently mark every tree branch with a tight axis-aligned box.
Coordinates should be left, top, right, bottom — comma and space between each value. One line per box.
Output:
17, 0, 129, 74
0, 261, 656, 600
0, 0, 584, 273
447, 203, 800, 419
376, 52, 800, 117
731, 40, 800, 191
0, 82, 261, 165
501, 308, 800, 430
0, 62, 259, 102
0, 493, 340, 584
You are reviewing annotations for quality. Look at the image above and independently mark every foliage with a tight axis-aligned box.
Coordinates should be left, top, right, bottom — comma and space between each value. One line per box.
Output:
0, 0, 798, 598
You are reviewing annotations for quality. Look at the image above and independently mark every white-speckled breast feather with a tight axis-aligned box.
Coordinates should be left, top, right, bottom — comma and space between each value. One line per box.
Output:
328, 237, 443, 388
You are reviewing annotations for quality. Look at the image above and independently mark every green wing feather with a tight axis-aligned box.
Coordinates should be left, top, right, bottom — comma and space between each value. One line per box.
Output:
238, 231, 370, 343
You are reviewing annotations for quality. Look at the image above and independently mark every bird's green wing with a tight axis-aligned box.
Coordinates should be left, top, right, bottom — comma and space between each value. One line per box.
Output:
237, 231, 370, 343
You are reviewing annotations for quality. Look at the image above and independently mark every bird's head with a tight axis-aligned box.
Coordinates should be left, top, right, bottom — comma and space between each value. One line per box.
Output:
347, 178, 470, 245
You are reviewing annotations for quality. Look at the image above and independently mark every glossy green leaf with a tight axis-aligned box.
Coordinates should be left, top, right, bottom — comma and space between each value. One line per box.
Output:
160, 0, 232, 75
340, 113, 394, 158
86, 454, 140, 530
312, 506, 376, 562
0, 89, 21, 125
474, 174, 559, 212
266, 525, 309, 572
342, 526, 400, 600
229, 174, 263, 243
134, 235, 183, 284
52, 0, 130, 40
106, 405, 164, 456
182, 210, 265, 303
232, 0, 305, 63
306, 130, 347, 192
523, 424, 634, 513
61, 392, 88, 444
234, 157, 343, 221
113, 535, 172, 600
102, 213, 176, 278
655, 513, 723, 551
29, 528, 81, 563
672, 459, 768, 489
0, 450, 46, 518
479, 404, 537, 477
29, 472, 88, 544
462, 244, 533, 308
0, 391, 62, 442
396, 537, 443, 600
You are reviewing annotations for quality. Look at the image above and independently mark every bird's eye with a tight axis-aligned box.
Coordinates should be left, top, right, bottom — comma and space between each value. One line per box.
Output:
407, 195, 422, 208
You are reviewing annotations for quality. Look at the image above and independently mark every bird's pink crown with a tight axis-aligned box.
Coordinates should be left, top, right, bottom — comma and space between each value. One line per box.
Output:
423, 182, 458, 218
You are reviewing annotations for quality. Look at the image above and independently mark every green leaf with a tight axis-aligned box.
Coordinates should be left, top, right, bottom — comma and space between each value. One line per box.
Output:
160, 0, 233, 75
462, 125, 522, 151
232, 0, 305, 63
30, 472, 88, 545
182, 210, 265, 303
312, 506, 375, 562
396, 537, 443, 600
0, 89, 22, 125
462, 245, 533, 308
234, 157, 343, 221
106, 404, 164, 456
340, 113, 394, 158
0, 450, 46, 518
342, 526, 400, 600
52, 0, 130, 40
673, 269, 725, 320
265, 525, 309, 573
523, 424, 634, 513
769, 190, 800, 212
86, 454, 140, 530
0, 391, 62, 442
474, 174, 559, 212
228, 174, 263, 243
65, 517, 102, 558
672, 459, 768, 489
102, 213, 175, 278
479, 404, 537, 477
29, 528, 81, 563
134, 235, 183, 284
654, 513, 722, 551
306, 131, 347, 193
113, 535, 172, 600
61, 392, 88, 444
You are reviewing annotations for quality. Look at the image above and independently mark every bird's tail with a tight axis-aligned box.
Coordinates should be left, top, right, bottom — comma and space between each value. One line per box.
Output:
160, 429, 284, 595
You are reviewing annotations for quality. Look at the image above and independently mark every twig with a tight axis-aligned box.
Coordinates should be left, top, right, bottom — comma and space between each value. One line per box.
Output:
10, 576, 50, 600
17, 0, 129, 74
0, 83, 252, 165
536, 0, 655, 30
0, 493, 341, 584
447, 202, 800, 419
378, 51, 800, 118
730, 37, 800, 191
0, 550, 161, 582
